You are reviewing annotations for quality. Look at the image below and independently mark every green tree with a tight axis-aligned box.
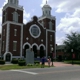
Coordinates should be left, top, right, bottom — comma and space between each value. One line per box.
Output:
64, 32, 80, 59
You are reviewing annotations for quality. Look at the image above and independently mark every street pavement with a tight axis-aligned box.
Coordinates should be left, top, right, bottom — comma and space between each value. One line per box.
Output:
0, 62, 80, 80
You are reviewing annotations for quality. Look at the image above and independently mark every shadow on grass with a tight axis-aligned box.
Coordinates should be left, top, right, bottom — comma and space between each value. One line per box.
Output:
64, 60, 80, 65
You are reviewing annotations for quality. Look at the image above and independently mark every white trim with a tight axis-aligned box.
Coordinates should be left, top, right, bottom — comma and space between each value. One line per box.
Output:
46, 30, 47, 58
2, 3, 23, 11
26, 37, 29, 40
13, 41, 17, 42
6, 23, 10, 52
20, 25, 23, 57
32, 43, 39, 50
3, 52, 12, 61
0, 36, 2, 56
13, 41, 17, 51
38, 16, 56, 21
54, 30, 56, 59
25, 17, 46, 29
2, 21, 23, 27
46, 30, 55, 58
29, 24, 41, 38
46, 29, 55, 32
41, 39, 43, 42
12, 56, 24, 59
39, 44, 46, 50
2, 21, 23, 58
23, 42, 31, 49
38, 21, 46, 29
14, 29, 17, 36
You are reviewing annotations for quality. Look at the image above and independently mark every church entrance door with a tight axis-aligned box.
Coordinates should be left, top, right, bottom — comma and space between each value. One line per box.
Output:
40, 46, 44, 58
6, 53, 11, 62
33, 45, 37, 58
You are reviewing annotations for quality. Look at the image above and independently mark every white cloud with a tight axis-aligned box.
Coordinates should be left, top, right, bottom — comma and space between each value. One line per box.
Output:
0, 0, 8, 33
23, 19, 27, 24
24, 9, 30, 19
41, 0, 49, 7
57, 12, 80, 34
23, 9, 31, 24
41, 0, 80, 13
41, 0, 80, 44
72, 9, 80, 17
56, 36, 65, 45
3, 0, 8, 6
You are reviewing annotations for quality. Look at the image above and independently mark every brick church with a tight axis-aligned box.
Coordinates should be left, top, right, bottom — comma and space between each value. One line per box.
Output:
1, 0, 56, 61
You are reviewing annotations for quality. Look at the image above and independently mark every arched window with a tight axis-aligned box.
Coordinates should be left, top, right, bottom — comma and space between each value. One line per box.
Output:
50, 35, 52, 41
42, 21, 44, 26
14, 29, 17, 36
3, 12, 7, 22
3, 29, 5, 36
13, 11, 18, 22
13, 41, 17, 51
49, 21, 52, 30
14, 0, 16, 4
2, 41, 5, 51
49, 11, 50, 15
43, 11, 44, 15
10, 0, 13, 3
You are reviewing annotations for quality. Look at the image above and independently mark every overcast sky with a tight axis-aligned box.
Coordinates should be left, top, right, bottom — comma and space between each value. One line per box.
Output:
0, 0, 80, 45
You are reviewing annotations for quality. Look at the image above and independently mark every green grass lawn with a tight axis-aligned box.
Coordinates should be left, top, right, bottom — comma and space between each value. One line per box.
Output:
64, 60, 80, 65
0, 64, 49, 70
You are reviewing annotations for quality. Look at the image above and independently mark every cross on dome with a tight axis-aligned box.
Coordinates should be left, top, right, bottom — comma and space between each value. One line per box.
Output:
46, 0, 47, 4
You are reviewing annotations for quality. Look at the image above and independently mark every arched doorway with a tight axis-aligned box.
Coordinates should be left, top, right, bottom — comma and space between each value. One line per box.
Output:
6, 53, 11, 62
33, 45, 37, 58
24, 45, 29, 58
40, 46, 44, 58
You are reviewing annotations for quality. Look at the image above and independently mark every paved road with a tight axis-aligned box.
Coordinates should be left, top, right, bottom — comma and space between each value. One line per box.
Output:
0, 65, 80, 80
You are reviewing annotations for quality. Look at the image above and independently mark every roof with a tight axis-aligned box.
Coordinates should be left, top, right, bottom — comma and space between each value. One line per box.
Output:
43, 4, 51, 8
56, 45, 65, 50
42, 2, 51, 9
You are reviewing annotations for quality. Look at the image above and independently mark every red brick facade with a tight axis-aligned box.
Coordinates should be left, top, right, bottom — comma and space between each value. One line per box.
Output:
1, 1, 56, 61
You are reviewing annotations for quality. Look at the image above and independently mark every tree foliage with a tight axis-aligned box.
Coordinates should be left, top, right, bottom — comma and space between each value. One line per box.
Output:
64, 32, 80, 59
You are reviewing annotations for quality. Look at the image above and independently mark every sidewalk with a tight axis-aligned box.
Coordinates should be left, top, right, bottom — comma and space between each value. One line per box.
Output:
45, 62, 75, 67
0, 62, 79, 67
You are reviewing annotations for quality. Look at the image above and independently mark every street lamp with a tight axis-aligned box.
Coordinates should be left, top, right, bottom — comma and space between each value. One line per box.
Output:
71, 49, 73, 65
64, 50, 66, 60
51, 47, 54, 66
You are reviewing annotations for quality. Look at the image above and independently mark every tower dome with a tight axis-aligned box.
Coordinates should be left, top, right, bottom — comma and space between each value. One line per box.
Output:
42, 0, 52, 16
42, 3, 51, 9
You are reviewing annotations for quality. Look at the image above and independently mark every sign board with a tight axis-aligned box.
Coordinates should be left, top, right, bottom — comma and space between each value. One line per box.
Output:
25, 49, 34, 65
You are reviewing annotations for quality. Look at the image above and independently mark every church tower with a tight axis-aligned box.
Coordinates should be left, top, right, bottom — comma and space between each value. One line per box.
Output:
1, 0, 23, 61
39, 1, 56, 58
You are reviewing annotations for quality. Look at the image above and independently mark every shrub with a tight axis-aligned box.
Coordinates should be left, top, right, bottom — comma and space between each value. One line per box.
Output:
0, 60, 5, 65
27, 64, 34, 66
11, 58, 18, 64
18, 59, 26, 66
34, 61, 40, 64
